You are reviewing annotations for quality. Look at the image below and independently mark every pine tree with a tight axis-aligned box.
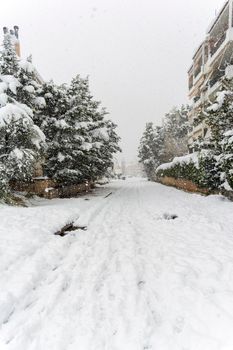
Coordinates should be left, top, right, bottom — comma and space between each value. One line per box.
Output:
163, 105, 189, 161
89, 113, 121, 180
0, 104, 45, 181
17, 55, 45, 114
44, 75, 120, 184
46, 75, 93, 185
197, 81, 233, 190
37, 81, 70, 182
206, 89, 233, 151
221, 130, 233, 189
138, 123, 165, 179
0, 30, 45, 197
0, 32, 19, 76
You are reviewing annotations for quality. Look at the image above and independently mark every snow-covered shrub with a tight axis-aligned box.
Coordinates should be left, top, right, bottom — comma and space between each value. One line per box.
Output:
156, 151, 222, 190
0, 163, 9, 199
156, 153, 200, 182
197, 151, 221, 189
220, 130, 233, 190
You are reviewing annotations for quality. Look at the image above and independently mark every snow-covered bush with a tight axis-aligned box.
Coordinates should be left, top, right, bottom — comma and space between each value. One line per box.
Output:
157, 80, 233, 192
156, 151, 222, 190
220, 129, 233, 190
156, 153, 200, 182
0, 163, 9, 199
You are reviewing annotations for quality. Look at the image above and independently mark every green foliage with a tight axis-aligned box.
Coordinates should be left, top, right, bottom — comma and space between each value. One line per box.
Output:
0, 30, 121, 199
138, 123, 165, 179
157, 80, 233, 192
156, 152, 220, 190
41, 76, 121, 185
0, 33, 19, 76
138, 105, 189, 179
156, 161, 199, 182
220, 130, 233, 189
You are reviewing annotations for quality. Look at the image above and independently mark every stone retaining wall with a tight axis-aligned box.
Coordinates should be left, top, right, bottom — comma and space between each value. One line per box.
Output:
157, 176, 233, 200
59, 182, 91, 198
157, 176, 211, 195
10, 179, 92, 199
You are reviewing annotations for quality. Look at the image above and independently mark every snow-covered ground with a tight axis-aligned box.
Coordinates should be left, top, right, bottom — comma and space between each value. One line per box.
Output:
1, 179, 233, 350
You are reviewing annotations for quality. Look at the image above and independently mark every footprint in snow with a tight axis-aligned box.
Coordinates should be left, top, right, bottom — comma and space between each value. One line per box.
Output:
163, 213, 178, 220
173, 316, 185, 334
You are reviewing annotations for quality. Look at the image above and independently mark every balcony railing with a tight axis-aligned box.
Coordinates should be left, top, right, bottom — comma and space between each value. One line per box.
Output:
193, 96, 200, 103
194, 65, 202, 78
189, 79, 193, 90
209, 69, 225, 87
210, 31, 227, 56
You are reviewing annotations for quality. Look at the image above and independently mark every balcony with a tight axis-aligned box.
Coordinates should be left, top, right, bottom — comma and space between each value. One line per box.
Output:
210, 31, 227, 56
189, 75, 194, 90
209, 71, 225, 88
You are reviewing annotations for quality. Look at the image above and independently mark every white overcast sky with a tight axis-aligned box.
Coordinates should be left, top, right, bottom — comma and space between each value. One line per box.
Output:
0, 0, 225, 161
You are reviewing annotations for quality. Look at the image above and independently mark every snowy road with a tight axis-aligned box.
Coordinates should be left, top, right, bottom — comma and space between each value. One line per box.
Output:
1, 179, 233, 350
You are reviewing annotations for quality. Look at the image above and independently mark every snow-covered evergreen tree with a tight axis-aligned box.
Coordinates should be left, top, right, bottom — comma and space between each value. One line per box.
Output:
194, 82, 233, 190
206, 90, 233, 150
42, 75, 120, 185
0, 30, 19, 76
138, 123, 165, 179
17, 55, 45, 114
220, 129, 233, 189
0, 30, 121, 197
163, 105, 189, 161
0, 30, 45, 197
89, 112, 121, 180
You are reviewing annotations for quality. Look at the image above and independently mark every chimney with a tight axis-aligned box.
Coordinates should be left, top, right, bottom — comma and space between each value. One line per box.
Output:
14, 26, 19, 39
2, 25, 21, 57
13, 25, 20, 57
3, 27, 8, 34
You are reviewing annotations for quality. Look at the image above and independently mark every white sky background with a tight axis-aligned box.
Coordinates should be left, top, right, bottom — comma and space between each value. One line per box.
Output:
0, 0, 225, 162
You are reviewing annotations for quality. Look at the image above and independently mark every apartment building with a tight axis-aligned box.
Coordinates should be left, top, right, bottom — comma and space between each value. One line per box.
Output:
188, 0, 233, 150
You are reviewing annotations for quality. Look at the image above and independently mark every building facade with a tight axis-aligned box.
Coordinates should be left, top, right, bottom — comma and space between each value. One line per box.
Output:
188, 0, 233, 150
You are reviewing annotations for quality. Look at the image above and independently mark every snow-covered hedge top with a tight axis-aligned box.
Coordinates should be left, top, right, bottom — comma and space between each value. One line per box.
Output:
156, 152, 199, 173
